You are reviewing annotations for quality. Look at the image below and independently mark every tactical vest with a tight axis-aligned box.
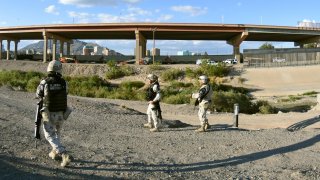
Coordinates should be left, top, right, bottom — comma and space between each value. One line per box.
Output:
43, 76, 67, 112
146, 82, 160, 101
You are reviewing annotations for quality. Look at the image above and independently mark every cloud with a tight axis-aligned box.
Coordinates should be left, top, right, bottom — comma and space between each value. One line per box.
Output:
58, 0, 141, 8
45, 5, 60, 15
156, 14, 173, 22
68, 11, 95, 23
0, 21, 7, 25
171, 5, 207, 16
98, 13, 136, 23
127, 7, 151, 16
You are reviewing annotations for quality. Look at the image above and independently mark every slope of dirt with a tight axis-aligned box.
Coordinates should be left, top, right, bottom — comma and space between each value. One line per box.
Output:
0, 87, 320, 179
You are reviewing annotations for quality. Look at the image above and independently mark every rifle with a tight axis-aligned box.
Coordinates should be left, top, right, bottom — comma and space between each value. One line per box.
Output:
34, 99, 43, 148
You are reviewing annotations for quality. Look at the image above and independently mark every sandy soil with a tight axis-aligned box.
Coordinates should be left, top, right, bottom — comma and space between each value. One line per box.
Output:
0, 60, 320, 179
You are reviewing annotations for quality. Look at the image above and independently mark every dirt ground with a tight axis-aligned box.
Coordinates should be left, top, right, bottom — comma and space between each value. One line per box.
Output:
0, 60, 320, 179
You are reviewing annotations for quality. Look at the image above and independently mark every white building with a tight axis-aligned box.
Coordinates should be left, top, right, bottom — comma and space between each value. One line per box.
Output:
177, 50, 191, 56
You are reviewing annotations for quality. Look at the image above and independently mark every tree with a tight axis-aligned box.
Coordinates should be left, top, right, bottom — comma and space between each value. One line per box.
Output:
304, 43, 318, 48
259, 42, 274, 49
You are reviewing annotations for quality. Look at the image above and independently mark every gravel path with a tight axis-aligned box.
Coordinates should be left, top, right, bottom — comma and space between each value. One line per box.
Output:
0, 86, 320, 179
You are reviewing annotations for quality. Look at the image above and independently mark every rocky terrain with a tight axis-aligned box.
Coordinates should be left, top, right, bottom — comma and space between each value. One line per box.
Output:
0, 60, 320, 179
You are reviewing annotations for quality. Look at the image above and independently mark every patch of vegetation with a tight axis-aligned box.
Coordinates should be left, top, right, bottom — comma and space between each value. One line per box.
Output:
1, 69, 312, 115
160, 69, 184, 81
302, 91, 318, 96
0, 70, 45, 91
185, 63, 230, 79
105, 60, 135, 79
146, 63, 166, 73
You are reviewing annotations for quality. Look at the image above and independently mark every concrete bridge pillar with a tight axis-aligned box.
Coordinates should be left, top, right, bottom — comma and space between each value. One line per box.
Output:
6, 40, 10, 60
0, 40, 2, 60
227, 31, 248, 63
43, 35, 48, 63
52, 39, 57, 60
59, 40, 64, 58
135, 30, 147, 64
67, 42, 71, 55
14, 40, 19, 60
233, 45, 241, 62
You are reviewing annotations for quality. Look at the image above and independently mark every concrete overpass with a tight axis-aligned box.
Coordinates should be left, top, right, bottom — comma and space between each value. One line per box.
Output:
1, 23, 320, 63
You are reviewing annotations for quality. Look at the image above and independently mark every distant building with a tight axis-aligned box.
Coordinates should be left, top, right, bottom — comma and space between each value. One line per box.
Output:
146, 50, 151, 56
177, 50, 191, 56
102, 47, 122, 56
26, 49, 36, 55
152, 48, 160, 56
83, 45, 95, 55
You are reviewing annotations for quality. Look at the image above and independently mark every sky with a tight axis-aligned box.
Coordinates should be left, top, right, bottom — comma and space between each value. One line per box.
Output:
1, 0, 320, 55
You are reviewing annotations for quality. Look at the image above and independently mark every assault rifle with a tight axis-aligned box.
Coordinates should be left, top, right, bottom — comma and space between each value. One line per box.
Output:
34, 99, 43, 148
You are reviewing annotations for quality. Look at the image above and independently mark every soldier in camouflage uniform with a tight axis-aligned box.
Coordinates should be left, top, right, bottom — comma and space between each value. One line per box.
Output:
36, 60, 72, 167
192, 75, 213, 132
144, 74, 162, 132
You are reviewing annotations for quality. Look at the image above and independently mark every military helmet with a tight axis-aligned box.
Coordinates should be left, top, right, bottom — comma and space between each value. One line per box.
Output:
146, 74, 158, 81
47, 60, 62, 73
199, 75, 209, 83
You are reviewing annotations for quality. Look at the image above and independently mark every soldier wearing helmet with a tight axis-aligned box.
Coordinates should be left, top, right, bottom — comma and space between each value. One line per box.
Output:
36, 60, 72, 167
144, 73, 162, 132
192, 75, 213, 132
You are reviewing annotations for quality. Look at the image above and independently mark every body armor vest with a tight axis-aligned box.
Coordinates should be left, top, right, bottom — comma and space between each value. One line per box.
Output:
44, 76, 67, 112
146, 82, 160, 101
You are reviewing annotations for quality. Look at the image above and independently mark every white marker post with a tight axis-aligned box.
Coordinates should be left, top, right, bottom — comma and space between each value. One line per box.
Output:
233, 103, 239, 128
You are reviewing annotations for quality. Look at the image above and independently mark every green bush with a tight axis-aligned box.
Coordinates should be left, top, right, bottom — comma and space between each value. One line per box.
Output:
199, 63, 230, 77
163, 94, 190, 104
211, 90, 255, 114
147, 64, 166, 73
0, 70, 45, 90
161, 69, 184, 81
105, 65, 135, 79
26, 76, 41, 92
302, 91, 318, 96
256, 100, 277, 114
120, 81, 145, 90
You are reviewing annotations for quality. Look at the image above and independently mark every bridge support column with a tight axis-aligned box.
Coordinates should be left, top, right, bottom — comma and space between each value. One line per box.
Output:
233, 45, 241, 63
227, 31, 248, 64
59, 40, 64, 58
135, 30, 147, 64
66, 42, 71, 55
6, 40, 10, 60
14, 40, 19, 60
52, 39, 57, 61
0, 40, 2, 60
43, 35, 48, 63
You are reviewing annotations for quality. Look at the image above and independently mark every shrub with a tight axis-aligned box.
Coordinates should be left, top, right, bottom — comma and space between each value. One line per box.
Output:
161, 69, 184, 81
302, 91, 318, 96
105, 65, 135, 79
26, 76, 41, 92
163, 94, 190, 104
120, 81, 145, 90
147, 64, 166, 73
211, 90, 254, 113
256, 100, 277, 114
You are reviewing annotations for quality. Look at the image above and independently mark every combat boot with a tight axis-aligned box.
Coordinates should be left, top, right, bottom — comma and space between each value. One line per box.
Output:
150, 127, 160, 132
204, 122, 211, 131
143, 123, 153, 128
61, 153, 71, 167
49, 150, 58, 160
195, 125, 206, 132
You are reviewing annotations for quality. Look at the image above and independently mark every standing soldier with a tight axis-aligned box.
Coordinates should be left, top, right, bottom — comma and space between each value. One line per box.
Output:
144, 74, 162, 132
36, 60, 72, 167
192, 75, 213, 132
